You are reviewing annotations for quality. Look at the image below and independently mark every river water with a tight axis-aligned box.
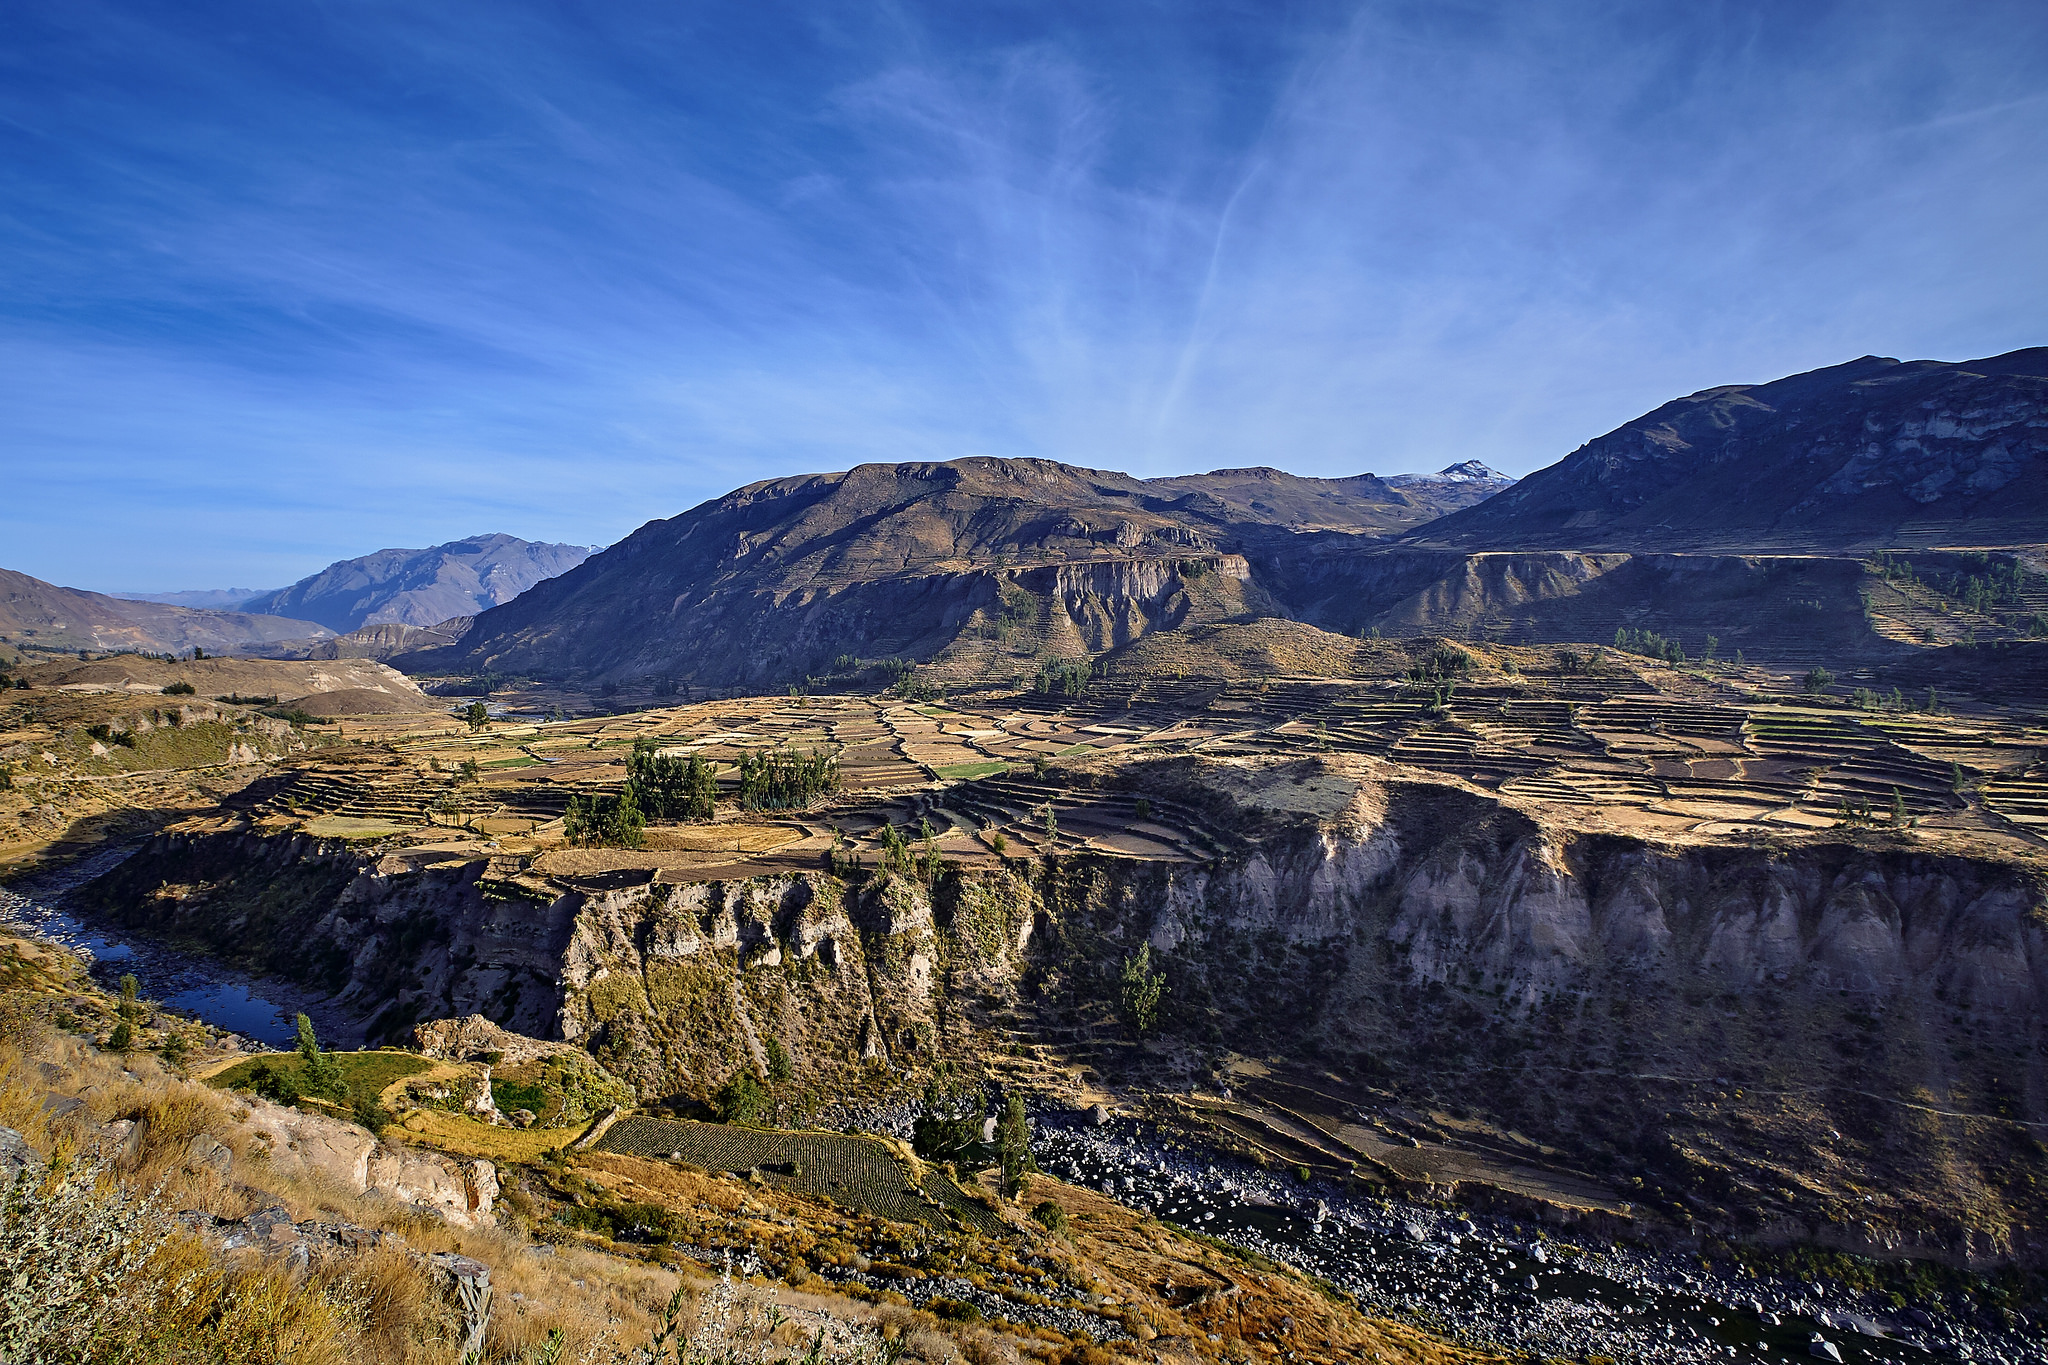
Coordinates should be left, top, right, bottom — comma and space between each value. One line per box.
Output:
0, 844, 298, 1047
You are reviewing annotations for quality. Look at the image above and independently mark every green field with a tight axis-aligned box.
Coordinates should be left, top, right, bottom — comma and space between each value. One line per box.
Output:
302, 815, 418, 839
595, 1117, 1003, 1233
932, 759, 1011, 780
484, 754, 541, 768
209, 1050, 432, 1104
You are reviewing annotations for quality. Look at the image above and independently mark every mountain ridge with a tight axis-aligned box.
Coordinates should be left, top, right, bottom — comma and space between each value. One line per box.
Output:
0, 568, 332, 657
1406, 347, 2048, 550
242, 533, 593, 633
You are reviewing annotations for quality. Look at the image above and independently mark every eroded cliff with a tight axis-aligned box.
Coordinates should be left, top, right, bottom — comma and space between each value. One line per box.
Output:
80, 759, 2048, 1262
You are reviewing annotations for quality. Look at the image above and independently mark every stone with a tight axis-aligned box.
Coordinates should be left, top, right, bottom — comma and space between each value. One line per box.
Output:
40, 1093, 85, 1121
100, 1118, 144, 1163
1809, 1335, 1842, 1362
236, 1095, 497, 1227
509, 1109, 537, 1129
0, 1126, 43, 1182
1088, 1104, 1110, 1126
187, 1133, 232, 1176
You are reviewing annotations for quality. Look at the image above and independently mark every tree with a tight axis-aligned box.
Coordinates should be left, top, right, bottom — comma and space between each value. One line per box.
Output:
1802, 666, 1835, 695
564, 789, 646, 848
1119, 943, 1168, 1036
465, 700, 490, 733
107, 1020, 133, 1052
912, 1068, 984, 1160
1031, 1200, 1068, 1234
296, 1012, 345, 1101
1892, 788, 1908, 824
118, 973, 139, 1022
712, 1070, 770, 1126
996, 1095, 1034, 1201
765, 1037, 793, 1085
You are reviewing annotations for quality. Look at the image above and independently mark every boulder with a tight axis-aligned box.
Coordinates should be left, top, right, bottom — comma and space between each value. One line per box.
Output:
235, 1096, 496, 1227
186, 1133, 232, 1177
0, 1126, 42, 1182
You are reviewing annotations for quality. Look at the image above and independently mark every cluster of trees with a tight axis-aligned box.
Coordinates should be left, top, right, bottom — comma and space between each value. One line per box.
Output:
1403, 645, 1474, 714
912, 1067, 1036, 1201
1033, 656, 1092, 696
627, 737, 717, 820
234, 1014, 389, 1132
563, 789, 646, 848
1874, 550, 2038, 621
876, 818, 946, 882
1613, 627, 1697, 664
711, 1037, 796, 1126
736, 747, 839, 810
563, 741, 837, 846
987, 584, 1040, 643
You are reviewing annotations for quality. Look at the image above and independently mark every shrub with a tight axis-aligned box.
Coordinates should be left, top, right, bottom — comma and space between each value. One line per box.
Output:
107, 1020, 133, 1052
350, 1095, 392, 1134
0, 1151, 173, 1360
1802, 666, 1835, 694
160, 681, 195, 695
1031, 1200, 1069, 1234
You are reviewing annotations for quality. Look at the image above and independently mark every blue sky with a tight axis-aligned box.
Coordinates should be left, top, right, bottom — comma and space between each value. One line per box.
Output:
4, 1, 2045, 592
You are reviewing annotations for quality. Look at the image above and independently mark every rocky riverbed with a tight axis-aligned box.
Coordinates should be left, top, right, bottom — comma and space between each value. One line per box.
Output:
1030, 1115, 2040, 1365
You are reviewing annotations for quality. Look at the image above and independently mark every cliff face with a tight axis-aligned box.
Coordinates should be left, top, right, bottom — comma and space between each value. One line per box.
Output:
74, 834, 581, 1045
81, 770, 2048, 1259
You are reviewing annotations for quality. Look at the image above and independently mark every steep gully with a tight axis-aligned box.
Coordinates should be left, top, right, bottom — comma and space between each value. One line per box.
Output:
22, 777, 2048, 1359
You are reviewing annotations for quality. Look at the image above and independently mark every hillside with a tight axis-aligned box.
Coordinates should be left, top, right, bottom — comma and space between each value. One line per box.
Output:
0, 567, 330, 656
1409, 348, 2048, 550
446, 458, 1507, 684
243, 534, 592, 633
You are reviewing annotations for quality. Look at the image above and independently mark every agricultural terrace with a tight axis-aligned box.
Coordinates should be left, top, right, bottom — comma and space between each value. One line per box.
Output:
594, 1117, 1003, 1235
230, 628, 2048, 876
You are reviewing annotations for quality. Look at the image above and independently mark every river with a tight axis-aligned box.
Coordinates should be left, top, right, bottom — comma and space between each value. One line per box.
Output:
0, 844, 299, 1048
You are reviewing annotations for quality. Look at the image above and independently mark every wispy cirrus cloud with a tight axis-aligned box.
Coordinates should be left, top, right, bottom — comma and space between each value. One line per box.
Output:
1, 0, 2043, 588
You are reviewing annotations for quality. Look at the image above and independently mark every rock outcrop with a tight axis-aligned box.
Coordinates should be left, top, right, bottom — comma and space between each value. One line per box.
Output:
230, 1095, 498, 1227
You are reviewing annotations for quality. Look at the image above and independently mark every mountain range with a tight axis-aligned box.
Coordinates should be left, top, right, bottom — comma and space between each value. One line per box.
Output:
8, 348, 2042, 677
437, 348, 2044, 685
